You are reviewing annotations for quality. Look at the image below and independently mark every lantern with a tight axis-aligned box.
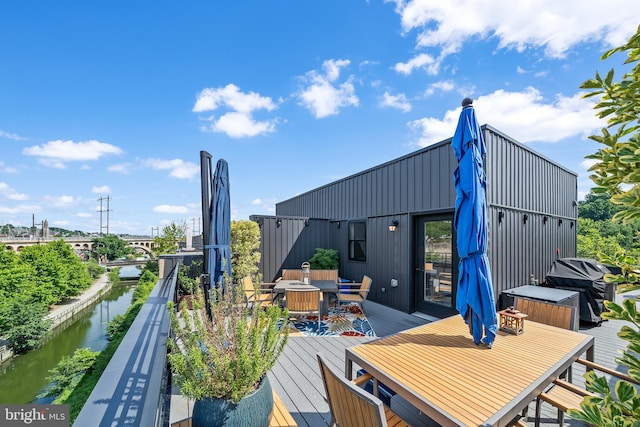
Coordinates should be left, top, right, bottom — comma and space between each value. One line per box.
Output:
301, 262, 311, 284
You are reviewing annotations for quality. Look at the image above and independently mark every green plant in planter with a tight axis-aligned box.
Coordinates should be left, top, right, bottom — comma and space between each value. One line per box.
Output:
308, 248, 339, 270
177, 264, 197, 295
167, 281, 289, 403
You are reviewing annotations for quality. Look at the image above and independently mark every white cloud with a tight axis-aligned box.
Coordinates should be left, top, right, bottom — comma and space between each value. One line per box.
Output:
424, 80, 455, 97
53, 220, 71, 227
0, 204, 41, 214
92, 186, 111, 194
0, 161, 19, 174
0, 130, 26, 141
251, 197, 277, 213
211, 112, 277, 138
76, 212, 92, 218
395, 1, 640, 61
193, 84, 278, 138
297, 59, 359, 118
142, 158, 199, 179
22, 140, 123, 168
44, 195, 77, 208
409, 87, 604, 147
379, 91, 412, 112
393, 53, 439, 75
153, 204, 189, 214
108, 163, 131, 174
0, 182, 28, 201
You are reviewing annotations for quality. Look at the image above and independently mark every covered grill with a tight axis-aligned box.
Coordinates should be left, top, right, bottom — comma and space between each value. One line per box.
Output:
544, 258, 612, 324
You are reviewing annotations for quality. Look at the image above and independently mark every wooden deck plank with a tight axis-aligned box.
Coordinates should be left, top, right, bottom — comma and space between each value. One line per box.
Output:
170, 291, 637, 427
271, 391, 298, 427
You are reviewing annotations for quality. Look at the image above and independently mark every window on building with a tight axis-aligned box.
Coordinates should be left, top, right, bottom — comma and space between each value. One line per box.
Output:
348, 221, 366, 261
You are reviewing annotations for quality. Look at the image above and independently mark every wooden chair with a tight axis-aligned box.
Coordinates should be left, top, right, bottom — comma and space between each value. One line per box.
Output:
285, 288, 321, 330
513, 298, 577, 423
317, 353, 408, 427
242, 276, 274, 308
534, 358, 639, 427
309, 269, 339, 282
338, 275, 372, 315
281, 269, 302, 281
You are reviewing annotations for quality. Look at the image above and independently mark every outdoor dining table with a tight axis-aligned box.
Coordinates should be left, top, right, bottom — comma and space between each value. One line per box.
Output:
273, 279, 338, 316
345, 314, 594, 427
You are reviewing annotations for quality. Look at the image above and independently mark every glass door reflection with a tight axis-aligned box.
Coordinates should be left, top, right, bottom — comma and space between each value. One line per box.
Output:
423, 219, 453, 307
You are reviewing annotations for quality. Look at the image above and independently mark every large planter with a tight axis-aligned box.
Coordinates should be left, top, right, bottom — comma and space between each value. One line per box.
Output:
191, 376, 274, 427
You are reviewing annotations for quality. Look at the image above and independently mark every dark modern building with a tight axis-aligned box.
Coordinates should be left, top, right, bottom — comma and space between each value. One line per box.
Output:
250, 125, 577, 318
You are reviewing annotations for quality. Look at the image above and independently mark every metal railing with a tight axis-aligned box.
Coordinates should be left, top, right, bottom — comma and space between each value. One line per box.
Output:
72, 263, 179, 427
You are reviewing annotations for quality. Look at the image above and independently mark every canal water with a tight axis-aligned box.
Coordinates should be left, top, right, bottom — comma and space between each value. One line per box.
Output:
0, 266, 141, 404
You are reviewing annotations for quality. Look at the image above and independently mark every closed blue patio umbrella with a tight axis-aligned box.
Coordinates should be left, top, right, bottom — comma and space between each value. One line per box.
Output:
452, 98, 497, 347
209, 158, 232, 291
200, 152, 232, 317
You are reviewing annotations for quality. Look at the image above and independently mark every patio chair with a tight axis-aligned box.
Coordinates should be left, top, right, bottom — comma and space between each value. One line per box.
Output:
317, 353, 409, 427
534, 358, 639, 427
242, 276, 274, 309
514, 299, 577, 421
281, 269, 302, 281
285, 288, 322, 331
338, 275, 372, 315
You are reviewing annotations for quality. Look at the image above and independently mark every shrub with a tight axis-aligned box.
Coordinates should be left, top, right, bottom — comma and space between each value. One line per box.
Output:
309, 248, 339, 270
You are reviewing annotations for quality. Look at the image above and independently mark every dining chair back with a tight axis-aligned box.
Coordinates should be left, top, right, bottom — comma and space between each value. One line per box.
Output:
285, 288, 321, 330
317, 353, 408, 427
281, 269, 302, 280
338, 275, 372, 314
309, 269, 338, 282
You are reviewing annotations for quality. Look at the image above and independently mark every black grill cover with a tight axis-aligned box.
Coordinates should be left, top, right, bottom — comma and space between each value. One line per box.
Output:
544, 258, 610, 324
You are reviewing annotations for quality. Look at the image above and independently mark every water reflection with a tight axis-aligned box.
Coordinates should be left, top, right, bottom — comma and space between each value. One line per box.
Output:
0, 283, 135, 404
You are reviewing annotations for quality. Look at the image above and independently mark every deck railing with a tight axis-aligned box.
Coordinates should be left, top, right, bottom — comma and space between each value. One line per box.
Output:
72, 263, 179, 427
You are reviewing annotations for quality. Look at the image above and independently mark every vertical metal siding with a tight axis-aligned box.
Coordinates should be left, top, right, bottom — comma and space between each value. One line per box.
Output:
259, 125, 577, 314
485, 127, 578, 298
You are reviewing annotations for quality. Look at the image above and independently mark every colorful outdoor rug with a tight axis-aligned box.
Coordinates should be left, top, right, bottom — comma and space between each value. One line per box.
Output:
288, 303, 376, 337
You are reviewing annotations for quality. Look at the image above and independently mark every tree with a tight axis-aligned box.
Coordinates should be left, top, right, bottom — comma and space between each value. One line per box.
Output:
581, 26, 640, 224
569, 25, 640, 426
1, 297, 51, 353
39, 348, 99, 400
577, 218, 625, 259
230, 220, 261, 283
152, 221, 186, 255
578, 191, 622, 221
19, 240, 92, 305
92, 235, 133, 262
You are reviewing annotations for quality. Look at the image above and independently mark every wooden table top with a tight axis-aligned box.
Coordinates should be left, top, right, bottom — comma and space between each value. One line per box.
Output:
274, 280, 338, 292
345, 315, 594, 427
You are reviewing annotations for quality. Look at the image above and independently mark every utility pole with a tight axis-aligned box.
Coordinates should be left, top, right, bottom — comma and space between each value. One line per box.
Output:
97, 196, 112, 236
151, 226, 159, 238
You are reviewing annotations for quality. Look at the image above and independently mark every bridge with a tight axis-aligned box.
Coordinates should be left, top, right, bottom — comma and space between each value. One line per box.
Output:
0, 236, 156, 255
106, 258, 150, 267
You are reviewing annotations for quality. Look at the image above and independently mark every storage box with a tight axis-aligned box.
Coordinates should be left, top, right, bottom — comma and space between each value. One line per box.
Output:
500, 285, 579, 331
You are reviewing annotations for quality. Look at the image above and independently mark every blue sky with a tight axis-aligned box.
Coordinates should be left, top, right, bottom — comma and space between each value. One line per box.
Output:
1, 1, 638, 236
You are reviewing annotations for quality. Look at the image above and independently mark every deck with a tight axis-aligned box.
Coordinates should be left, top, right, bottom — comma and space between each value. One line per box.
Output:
169, 291, 635, 427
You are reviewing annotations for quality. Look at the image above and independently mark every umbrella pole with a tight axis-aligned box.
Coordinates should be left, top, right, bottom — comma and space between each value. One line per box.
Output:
200, 150, 213, 319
